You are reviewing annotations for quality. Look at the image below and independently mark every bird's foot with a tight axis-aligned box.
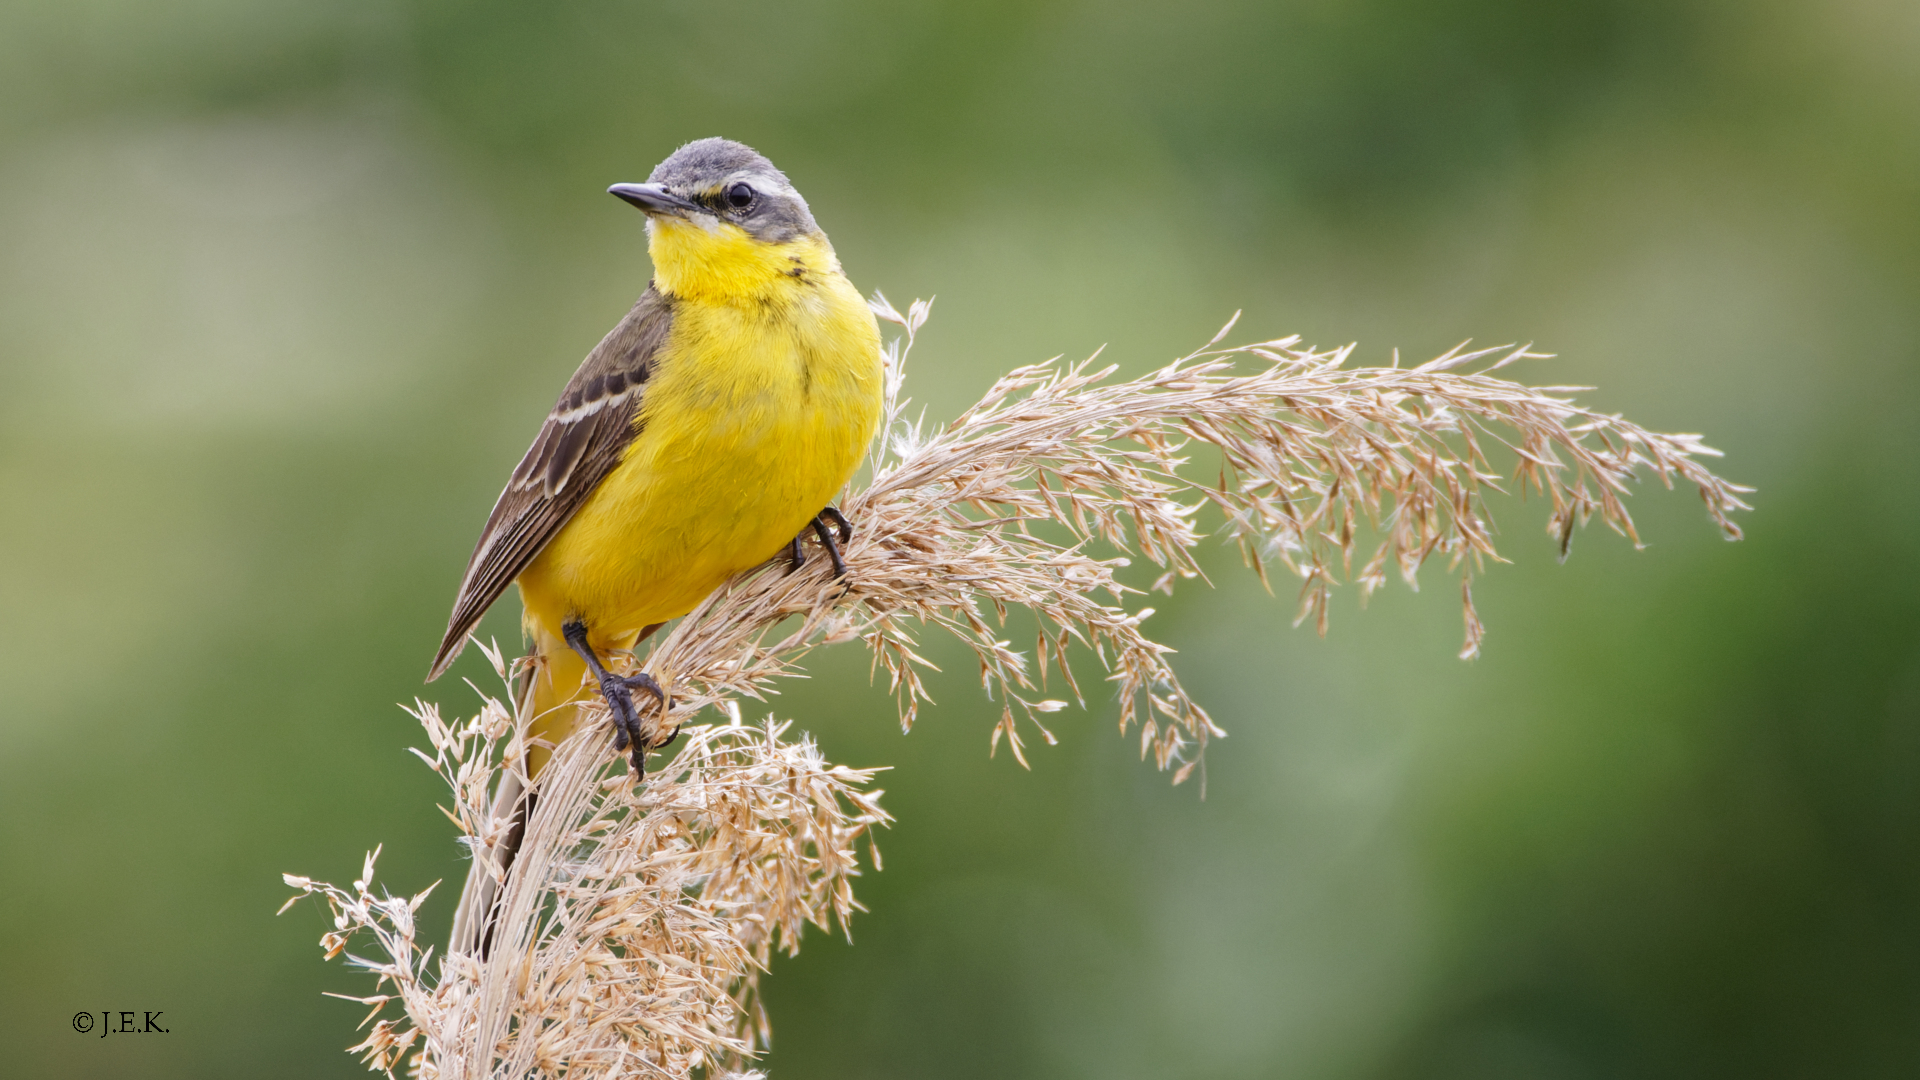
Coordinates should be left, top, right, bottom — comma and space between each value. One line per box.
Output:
810, 507, 852, 578
596, 670, 669, 776
785, 508, 853, 580
820, 506, 852, 544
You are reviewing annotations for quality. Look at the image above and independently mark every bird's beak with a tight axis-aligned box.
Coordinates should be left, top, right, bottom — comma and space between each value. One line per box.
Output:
608, 182, 701, 218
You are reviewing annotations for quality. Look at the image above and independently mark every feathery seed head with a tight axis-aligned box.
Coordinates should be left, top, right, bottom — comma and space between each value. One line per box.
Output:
287, 301, 1747, 1077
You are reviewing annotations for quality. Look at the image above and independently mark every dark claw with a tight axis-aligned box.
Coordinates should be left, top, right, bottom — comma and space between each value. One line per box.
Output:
787, 507, 848, 576
617, 672, 669, 775
623, 671, 668, 713
788, 508, 851, 578
596, 673, 645, 757
820, 506, 852, 544
810, 515, 849, 578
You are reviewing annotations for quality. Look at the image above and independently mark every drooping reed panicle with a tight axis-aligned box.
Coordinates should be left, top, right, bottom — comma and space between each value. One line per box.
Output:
283, 296, 1749, 1078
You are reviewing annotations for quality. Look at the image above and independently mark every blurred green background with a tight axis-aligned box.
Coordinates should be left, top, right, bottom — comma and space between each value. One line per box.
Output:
4, 0, 1917, 1076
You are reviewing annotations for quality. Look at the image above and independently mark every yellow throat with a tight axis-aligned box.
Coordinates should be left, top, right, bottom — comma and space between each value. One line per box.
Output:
646, 215, 841, 302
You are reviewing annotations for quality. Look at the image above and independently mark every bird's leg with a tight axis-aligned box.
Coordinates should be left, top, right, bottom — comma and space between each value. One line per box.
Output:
811, 507, 851, 578
561, 619, 669, 776
809, 518, 848, 578
786, 507, 852, 577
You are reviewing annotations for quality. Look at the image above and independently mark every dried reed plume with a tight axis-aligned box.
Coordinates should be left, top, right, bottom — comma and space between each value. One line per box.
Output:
283, 296, 1748, 1078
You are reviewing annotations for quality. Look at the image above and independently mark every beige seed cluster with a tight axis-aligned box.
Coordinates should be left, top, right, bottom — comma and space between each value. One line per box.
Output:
284, 297, 1747, 1077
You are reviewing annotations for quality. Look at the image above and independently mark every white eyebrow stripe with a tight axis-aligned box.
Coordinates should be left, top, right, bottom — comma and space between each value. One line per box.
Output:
549, 385, 638, 424
726, 170, 794, 196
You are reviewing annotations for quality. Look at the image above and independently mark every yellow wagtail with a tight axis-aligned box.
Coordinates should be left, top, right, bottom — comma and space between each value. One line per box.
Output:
429, 139, 882, 954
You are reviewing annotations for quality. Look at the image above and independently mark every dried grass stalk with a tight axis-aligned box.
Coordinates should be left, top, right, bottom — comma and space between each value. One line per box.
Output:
284, 298, 1747, 1077
284, 668, 881, 1079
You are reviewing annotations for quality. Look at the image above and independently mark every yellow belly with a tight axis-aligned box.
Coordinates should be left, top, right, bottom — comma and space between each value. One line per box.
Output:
515, 275, 881, 656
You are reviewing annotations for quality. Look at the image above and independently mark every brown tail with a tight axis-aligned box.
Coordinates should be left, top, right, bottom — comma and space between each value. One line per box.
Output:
447, 620, 664, 958
448, 622, 591, 958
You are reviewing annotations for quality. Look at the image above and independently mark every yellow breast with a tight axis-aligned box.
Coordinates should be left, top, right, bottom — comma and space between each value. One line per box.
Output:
517, 225, 882, 651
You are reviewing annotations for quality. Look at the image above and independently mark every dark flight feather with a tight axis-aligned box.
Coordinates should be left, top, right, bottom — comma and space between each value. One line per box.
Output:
427, 287, 674, 680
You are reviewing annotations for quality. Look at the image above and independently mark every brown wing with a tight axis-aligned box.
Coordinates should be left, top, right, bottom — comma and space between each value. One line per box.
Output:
427, 286, 674, 680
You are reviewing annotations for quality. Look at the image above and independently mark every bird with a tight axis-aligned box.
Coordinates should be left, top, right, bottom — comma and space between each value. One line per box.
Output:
428, 138, 884, 957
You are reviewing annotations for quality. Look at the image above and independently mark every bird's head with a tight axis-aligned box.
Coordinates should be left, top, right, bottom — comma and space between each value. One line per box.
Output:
609, 138, 833, 301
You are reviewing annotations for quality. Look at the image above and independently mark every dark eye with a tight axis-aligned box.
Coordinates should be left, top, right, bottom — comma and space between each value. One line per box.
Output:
725, 182, 754, 209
